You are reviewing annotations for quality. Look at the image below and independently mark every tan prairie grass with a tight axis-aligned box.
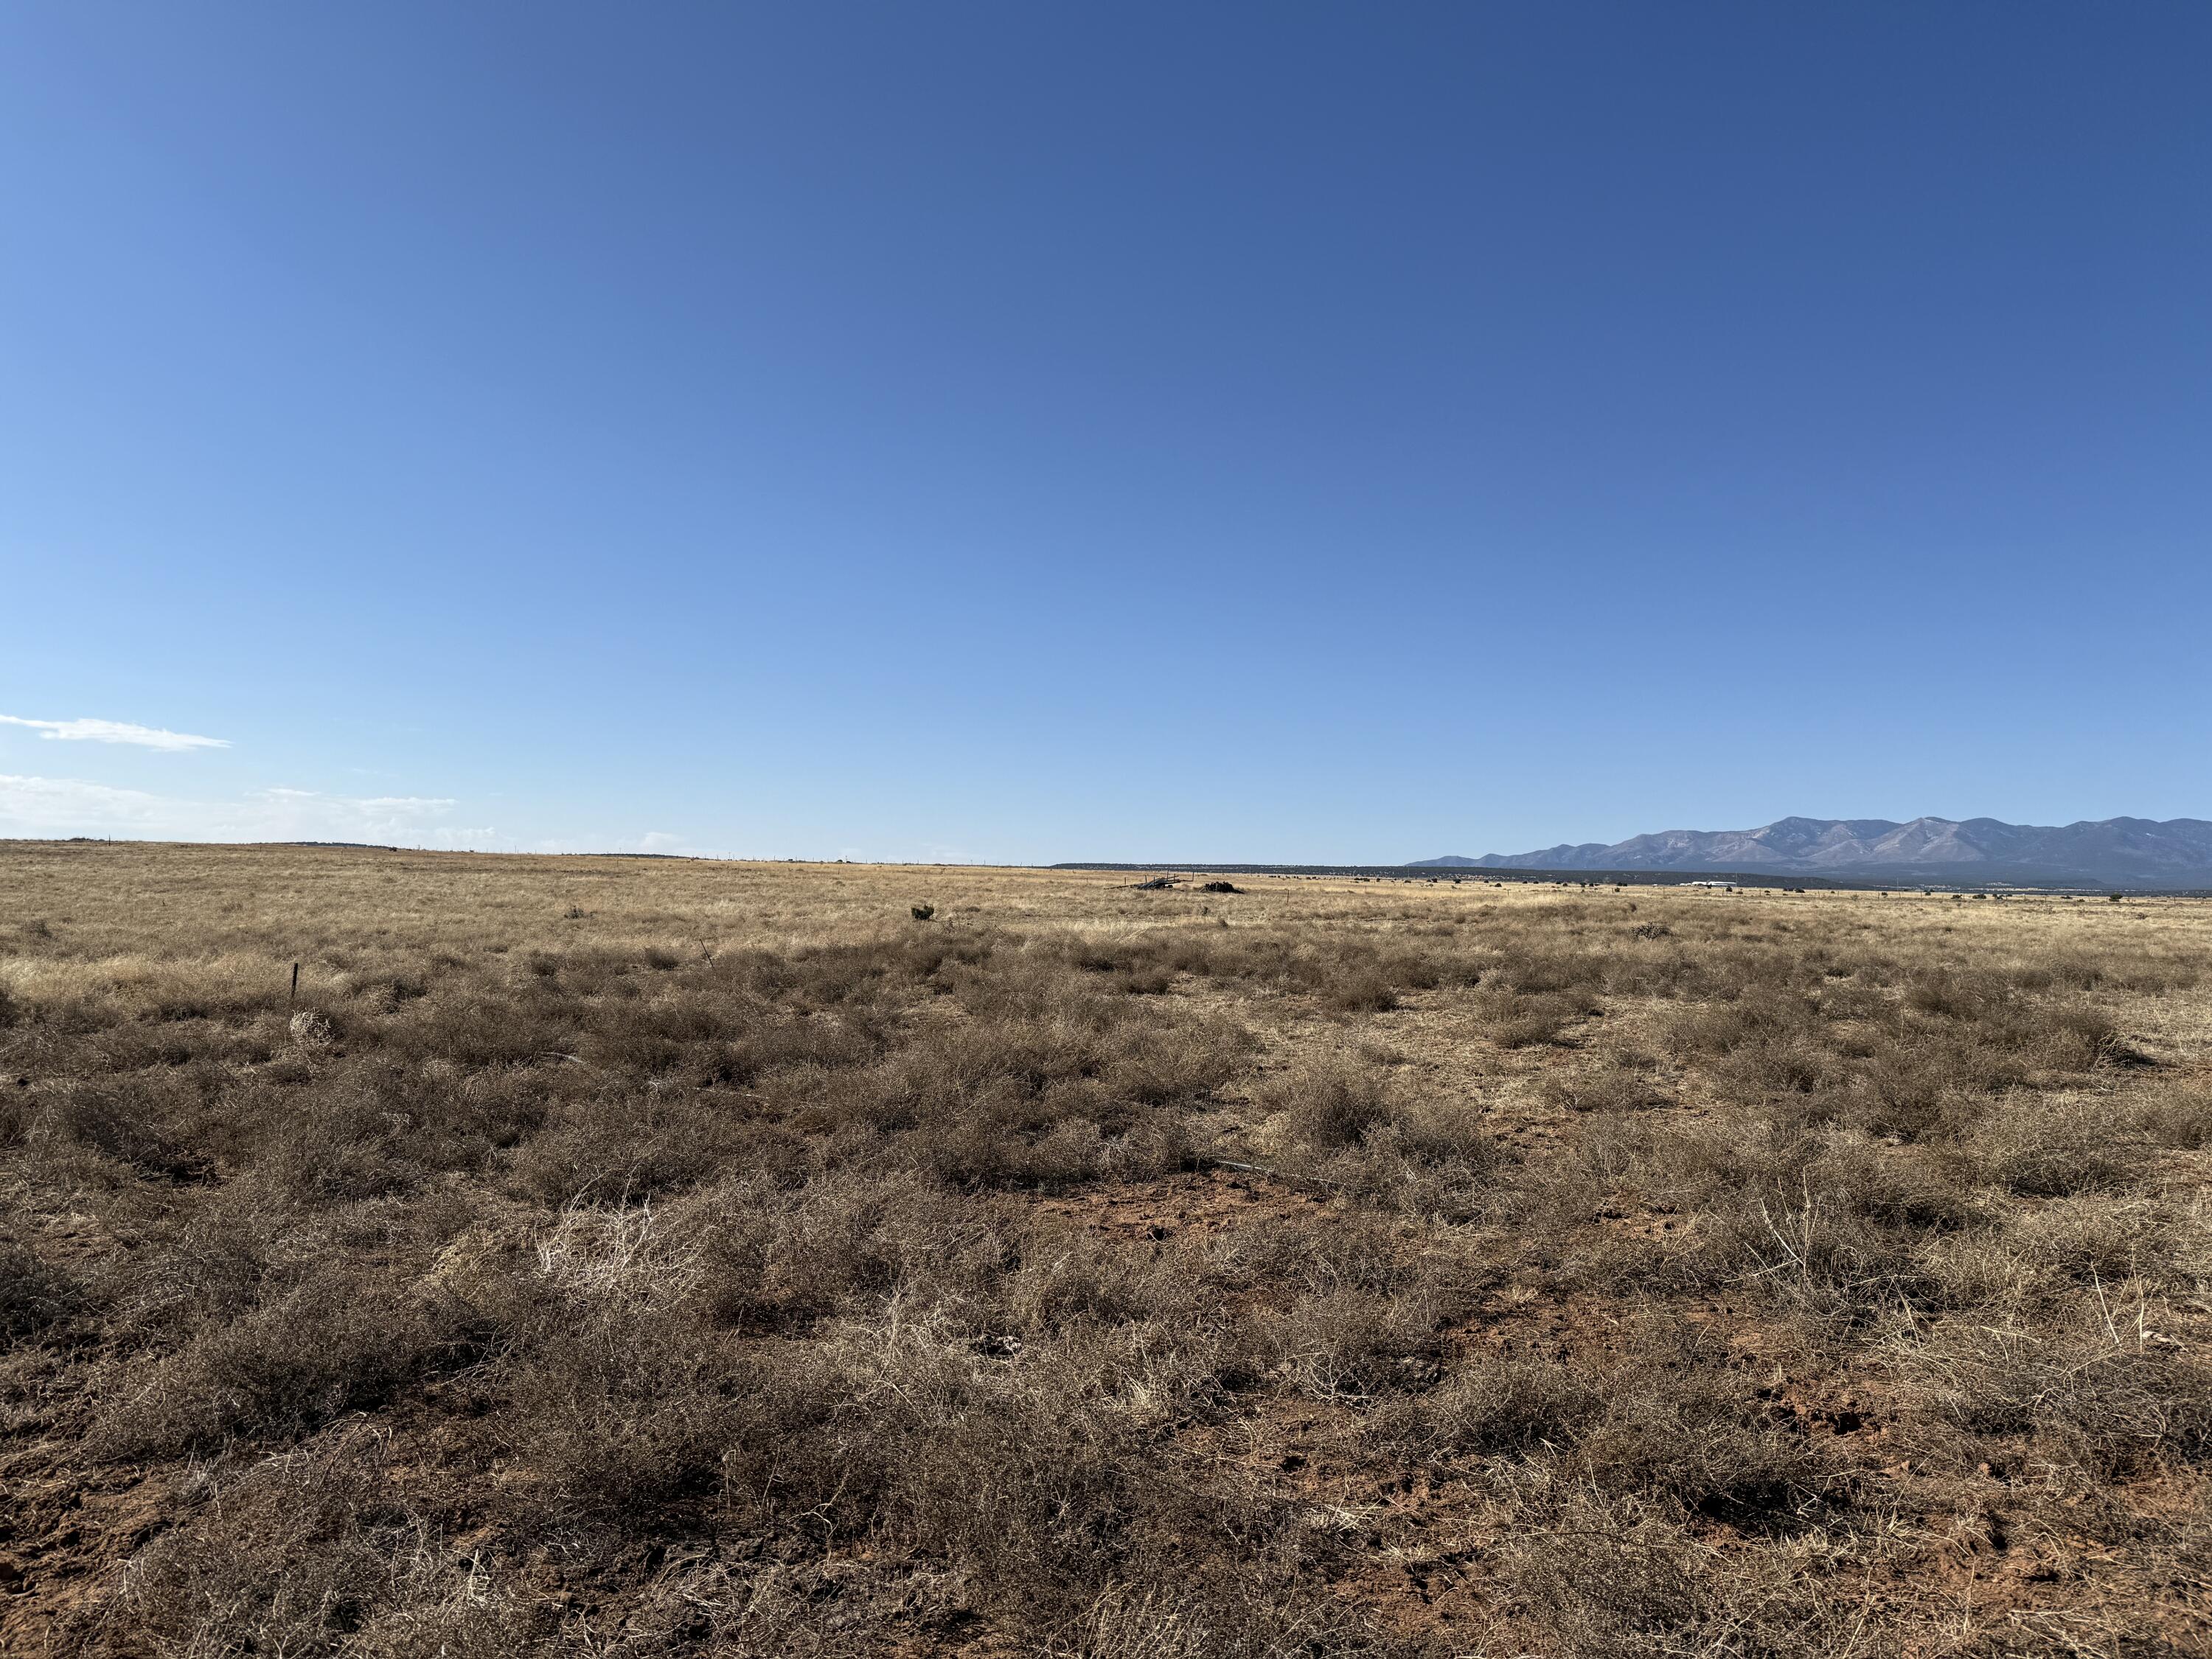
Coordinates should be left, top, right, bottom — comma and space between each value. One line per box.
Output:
2, 841, 2211, 1656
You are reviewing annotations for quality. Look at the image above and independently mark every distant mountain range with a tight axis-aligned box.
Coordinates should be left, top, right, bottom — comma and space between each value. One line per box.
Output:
1413, 817, 2212, 888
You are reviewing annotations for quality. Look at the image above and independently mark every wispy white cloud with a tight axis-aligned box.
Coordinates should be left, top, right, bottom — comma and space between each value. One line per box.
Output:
0, 775, 709, 855
0, 775, 454, 842
0, 714, 229, 751
498, 830, 702, 855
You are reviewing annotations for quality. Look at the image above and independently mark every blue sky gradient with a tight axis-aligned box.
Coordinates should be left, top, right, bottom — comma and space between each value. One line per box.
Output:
4, 4, 2206, 862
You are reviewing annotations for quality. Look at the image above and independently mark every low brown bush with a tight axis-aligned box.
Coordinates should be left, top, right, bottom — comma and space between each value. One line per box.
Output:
1970, 1097, 2148, 1196
1905, 1322, 2212, 1478
91, 1427, 522, 1658
97, 1270, 488, 1455
0, 1236, 86, 1342
1372, 1349, 1602, 1459
1541, 1048, 1672, 1112
1262, 1061, 1392, 1152
1573, 1329, 1840, 1528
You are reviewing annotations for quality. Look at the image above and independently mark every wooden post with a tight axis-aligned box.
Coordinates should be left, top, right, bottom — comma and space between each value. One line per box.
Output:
290, 962, 299, 1008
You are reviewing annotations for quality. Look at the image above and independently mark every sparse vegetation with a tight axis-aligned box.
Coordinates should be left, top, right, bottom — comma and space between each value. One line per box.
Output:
3, 842, 2209, 1655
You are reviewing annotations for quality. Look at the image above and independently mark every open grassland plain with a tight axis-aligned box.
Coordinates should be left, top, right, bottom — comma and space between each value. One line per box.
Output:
2, 844, 2210, 1658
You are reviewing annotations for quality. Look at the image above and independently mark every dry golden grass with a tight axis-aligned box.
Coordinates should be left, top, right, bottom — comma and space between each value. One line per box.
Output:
3, 841, 2210, 1655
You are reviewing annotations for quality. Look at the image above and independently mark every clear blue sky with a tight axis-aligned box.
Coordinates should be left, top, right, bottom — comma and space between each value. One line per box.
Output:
4, 4, 2206, 863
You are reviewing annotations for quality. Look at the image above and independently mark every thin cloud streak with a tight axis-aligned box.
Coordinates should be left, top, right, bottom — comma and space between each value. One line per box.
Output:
0, 774, 706, 855
0, 714, 230, 751
0, 774, 455, 842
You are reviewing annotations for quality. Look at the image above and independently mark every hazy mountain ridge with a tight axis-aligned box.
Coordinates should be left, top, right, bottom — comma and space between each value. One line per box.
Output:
1415, 816, 2212, 886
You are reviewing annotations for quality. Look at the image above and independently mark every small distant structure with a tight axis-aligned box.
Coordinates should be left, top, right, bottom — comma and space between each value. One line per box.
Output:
1686, 879, 1732, 888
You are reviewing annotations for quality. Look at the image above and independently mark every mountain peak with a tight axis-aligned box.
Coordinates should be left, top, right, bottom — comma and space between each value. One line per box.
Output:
1412, 816, 2212, 886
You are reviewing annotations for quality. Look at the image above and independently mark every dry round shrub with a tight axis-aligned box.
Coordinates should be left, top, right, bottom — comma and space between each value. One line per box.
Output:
1372, 1351, 1602, 1461
0, 1237, 86, 1342
97, 1271, 485, 1455
1972, 1100, 2146, 1197
1259, 1064, 1391, 1152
